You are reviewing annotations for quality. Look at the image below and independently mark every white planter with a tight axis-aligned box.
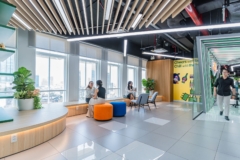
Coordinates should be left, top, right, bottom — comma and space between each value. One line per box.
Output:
149, 90, 154, 96
18, 98, 34, 111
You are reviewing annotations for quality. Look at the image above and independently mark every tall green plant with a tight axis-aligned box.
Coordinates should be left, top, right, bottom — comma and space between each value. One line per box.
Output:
142, 78, 155, 92
12, 67, 42, 109
210, 70, 217, 95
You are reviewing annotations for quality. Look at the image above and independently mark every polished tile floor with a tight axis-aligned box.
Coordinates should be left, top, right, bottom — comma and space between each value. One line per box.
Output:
3, 102, 240, 160
196, 104, 240, 123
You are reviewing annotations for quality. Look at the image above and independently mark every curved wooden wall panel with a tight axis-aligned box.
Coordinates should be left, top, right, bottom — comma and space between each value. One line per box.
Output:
147, 59, 173, 102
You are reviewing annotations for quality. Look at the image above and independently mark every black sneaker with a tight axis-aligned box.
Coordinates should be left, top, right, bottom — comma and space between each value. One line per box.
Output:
220, 111, 223, 116
225, 116, 230, 121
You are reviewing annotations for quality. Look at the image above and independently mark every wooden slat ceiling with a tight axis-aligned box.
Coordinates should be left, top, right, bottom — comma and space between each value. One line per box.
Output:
7, 0, 192, 36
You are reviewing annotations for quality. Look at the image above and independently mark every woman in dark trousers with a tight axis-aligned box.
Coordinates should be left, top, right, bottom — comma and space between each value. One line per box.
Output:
85, 81, 95, 103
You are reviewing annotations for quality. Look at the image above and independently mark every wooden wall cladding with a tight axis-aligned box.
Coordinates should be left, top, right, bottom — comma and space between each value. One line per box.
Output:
0, 116, 66, 158
147, 59, 173, 102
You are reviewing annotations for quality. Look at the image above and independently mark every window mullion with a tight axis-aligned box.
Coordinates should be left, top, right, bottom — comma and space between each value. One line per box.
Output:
48, 56, 50, 103
85, 61, 87, 87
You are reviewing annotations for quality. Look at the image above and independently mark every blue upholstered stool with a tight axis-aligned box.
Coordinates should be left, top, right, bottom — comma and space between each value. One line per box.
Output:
110, 102, 126, 117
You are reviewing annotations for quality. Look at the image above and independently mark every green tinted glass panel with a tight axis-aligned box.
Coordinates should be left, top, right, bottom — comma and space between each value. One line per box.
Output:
0, 0, 16, 25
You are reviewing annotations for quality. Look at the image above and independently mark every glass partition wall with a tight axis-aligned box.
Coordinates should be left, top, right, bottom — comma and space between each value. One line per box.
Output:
194, 33, 240, 119
192, 42, 204, 119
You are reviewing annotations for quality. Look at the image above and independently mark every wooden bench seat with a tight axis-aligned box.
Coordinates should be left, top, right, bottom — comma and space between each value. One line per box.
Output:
65, 96, 162, 117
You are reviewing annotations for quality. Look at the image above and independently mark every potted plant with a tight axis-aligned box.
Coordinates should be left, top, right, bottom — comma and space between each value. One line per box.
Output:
12, 67, 42, 110
142, 78, 155, 95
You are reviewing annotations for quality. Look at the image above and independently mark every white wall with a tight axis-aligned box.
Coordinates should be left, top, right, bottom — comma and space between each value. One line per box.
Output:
17, 29, 36, 81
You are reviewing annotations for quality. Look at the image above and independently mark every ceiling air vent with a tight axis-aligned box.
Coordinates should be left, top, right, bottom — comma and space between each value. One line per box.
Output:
150, 48, 168, 53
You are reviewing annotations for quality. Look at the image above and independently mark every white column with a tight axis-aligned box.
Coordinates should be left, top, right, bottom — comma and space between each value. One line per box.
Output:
67, 54, 79, 101
122, 57, 128, 96
17, 29, 36, 81
100, 49, 108, 88
138, 59, 142, 95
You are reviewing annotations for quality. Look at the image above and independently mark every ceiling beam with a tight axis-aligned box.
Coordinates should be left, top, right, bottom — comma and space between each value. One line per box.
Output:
139, 0, 162, 29
132, 0, 154, 30
38, 0, 63, 34
75, 0, 84, 35
102, 0, 107, 34
10, 19, 26, 30
82, 0, 89, 35
106, 0, 115, 33
8, 0, 41, 31
8, 22, 17, 29
122, 0, 138, 31
152, 0, 178, 25
67, 0, 80, 35
22, 0, 52, 32
15, 11, 37, 30
60, 0, 76, 35
89, 0, 94, 34
52, 0, 71, 34
45, 0, 67, 34
115, 0, 191, 53
145, 0, 172, 27
127, 0, 146, 31
14, 0, 47, 31
29, 0, 58, 34
172, 0, 192, 18
96, 0, 99, 34
116, 0, 131, 32
161, 0, 186, 23
111, 0, 122, 32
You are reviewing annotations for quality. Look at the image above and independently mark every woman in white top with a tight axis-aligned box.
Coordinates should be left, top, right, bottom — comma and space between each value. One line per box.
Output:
125, 81, 137, 99
86, 80, 106, 118
85, 81, 95, 103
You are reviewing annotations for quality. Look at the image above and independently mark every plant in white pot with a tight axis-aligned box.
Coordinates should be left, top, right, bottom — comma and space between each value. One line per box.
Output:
12, 67, 42, 110
142, 78, 155, 96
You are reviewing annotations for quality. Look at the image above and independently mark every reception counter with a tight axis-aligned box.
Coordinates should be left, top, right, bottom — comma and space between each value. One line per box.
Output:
0, 103, 68, 158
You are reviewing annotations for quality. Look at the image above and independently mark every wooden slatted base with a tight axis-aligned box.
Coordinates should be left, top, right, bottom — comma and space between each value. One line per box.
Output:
0, 116, 66, 158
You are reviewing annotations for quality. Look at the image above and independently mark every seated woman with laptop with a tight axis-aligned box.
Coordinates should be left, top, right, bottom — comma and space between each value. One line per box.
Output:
125, 81, 137, 104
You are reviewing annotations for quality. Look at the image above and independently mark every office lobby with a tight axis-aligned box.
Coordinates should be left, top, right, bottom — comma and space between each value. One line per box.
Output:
1, 0, 240, 160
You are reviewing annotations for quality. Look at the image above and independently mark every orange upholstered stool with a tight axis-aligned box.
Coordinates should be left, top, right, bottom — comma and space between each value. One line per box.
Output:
94, 103, 113, 120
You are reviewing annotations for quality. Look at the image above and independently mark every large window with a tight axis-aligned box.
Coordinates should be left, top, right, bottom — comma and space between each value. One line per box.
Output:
107, 63, 120, 98
127, 65, 138, 89
142, 68, 146, 93
0, 53, 15, 108
36, 50, 66, 104
79, 57, 99, 100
